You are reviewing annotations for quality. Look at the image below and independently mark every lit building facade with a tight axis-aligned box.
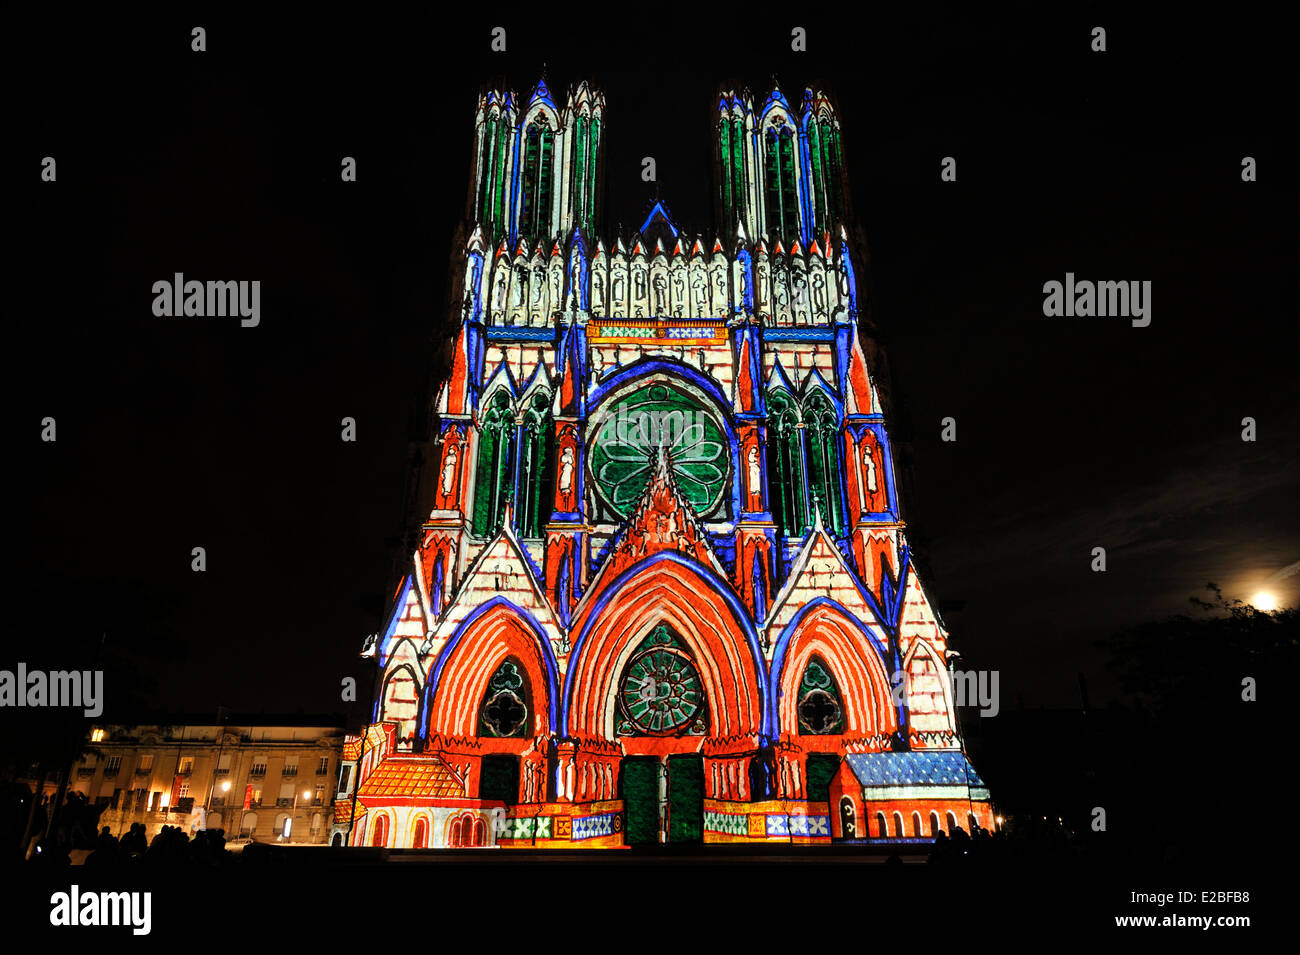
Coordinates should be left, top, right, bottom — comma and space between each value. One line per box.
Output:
347, 78, 993, 849
73, 718, 343, 845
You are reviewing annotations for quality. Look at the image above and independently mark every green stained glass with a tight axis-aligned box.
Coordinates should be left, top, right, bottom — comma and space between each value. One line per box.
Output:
536, 126, 553, 238
574, 118, 588, 233
472, 391, 515, 537
764, 128, 782, 240
494, 120, 509, 240
808, 120, 825, 234
827, 124, 844, 227
797, 657, 844, 735
587, 116, 600, 232
778, 128, 798, 240
517, 392, 553, 539
767, 389, 805, 534
588, 382, 729, 519
803, 392, 843, 535
521, 119, 555, 241
618, 626, 706, 736
731, 118, 745, 218
719, 120, 733, 224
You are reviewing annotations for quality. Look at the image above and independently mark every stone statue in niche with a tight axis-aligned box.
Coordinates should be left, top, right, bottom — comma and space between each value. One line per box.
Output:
691, 272, 707, 315
441, 442, 458, 496
569, 255, 582, 308
511, 266, 526, 308
559, 446, 575, 496
653, 272, 667, 315
492, 267, 508, 316
747, 446, 761, 501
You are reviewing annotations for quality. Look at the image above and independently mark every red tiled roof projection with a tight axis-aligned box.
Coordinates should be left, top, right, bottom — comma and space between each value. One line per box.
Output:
333, 799, 355, 826
356, 757, 466, 803
342, 735, 363, 761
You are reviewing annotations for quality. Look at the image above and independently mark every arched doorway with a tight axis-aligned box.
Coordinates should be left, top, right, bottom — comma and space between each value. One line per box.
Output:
412, 817, 428, 849
567, 555, 766, 845
839, 797, 856, 838
371, 813, 389, 847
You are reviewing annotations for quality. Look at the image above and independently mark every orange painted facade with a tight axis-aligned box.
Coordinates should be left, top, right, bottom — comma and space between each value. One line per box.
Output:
343, 78, 993, 850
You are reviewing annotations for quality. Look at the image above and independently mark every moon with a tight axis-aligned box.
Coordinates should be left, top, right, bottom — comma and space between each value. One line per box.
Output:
1250, 591, 1278, 611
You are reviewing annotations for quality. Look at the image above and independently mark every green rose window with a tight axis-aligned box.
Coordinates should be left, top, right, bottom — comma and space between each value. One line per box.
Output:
617, 626, 707, 736
589, 382, 729, 518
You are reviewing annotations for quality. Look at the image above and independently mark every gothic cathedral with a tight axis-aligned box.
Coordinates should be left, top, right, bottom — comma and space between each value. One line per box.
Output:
337, 78, 994, 849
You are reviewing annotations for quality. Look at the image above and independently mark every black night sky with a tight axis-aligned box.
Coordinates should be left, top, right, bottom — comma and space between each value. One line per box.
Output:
7, 6, 1297, 728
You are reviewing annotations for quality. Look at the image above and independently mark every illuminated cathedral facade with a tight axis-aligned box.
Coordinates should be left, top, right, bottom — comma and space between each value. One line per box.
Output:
339, 78, 993, 849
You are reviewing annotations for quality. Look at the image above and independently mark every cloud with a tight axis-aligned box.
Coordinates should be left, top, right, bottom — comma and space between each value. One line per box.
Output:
1266, 559, 1300, 584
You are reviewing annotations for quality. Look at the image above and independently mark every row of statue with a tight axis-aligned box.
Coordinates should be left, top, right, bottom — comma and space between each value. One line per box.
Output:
465, 233, 855, 328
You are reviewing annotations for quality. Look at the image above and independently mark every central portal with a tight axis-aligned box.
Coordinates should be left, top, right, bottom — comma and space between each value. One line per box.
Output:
619, 754, 704, 845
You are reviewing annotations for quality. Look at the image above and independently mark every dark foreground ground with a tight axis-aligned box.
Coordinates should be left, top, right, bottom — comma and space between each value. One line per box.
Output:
3, 833, 1279, 942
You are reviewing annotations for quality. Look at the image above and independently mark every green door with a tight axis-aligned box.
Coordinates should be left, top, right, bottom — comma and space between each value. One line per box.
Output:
805, 753, 840, 804
479, 755, 520, 805
667, 754, 704, 843
622, 757, 659, 845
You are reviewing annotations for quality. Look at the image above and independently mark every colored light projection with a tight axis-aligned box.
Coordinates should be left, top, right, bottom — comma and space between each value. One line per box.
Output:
588, 382, 728, 519
340, 78, 993, 851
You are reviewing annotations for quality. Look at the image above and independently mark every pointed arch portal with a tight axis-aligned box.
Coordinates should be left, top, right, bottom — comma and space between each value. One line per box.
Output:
565, 554, 766, 739
425, 599, 559, 739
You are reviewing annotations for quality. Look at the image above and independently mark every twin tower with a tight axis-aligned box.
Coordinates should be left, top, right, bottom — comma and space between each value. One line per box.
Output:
339, 77, 993, 851
469, 78, 848, 251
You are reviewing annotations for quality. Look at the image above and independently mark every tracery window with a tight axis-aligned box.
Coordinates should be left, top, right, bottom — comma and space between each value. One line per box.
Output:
766, 389, 805, 536
520, 116, 555, 242
806, 116, 844, 236
476, 111, 511, 244
588, 382, 728, 520
719, 113, 747, 229
478, 659, 531, 739
796, 656, 845, 735
764, 124, 799, 243
571, 114, 600, 235
516, 391, 554, 539
802, 391, 844, 534
472, 390, 514, 537
616, 626, 707, 737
